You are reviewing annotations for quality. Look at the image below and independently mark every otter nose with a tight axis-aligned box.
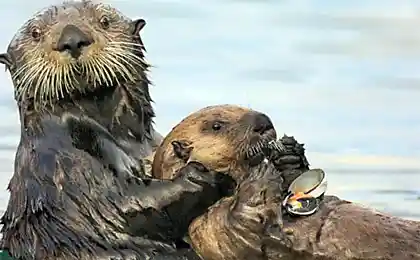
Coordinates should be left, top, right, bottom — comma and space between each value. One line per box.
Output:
252, 113, 274, 134
56, 25, 93, 58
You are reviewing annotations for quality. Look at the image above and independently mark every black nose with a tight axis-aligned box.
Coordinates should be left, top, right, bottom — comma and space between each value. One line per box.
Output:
252, 112, 274, 134
56, 25, 93, 58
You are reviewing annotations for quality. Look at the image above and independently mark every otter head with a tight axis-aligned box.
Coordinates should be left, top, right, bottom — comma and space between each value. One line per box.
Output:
152, 105, 277, 182
0, 0, 149, 112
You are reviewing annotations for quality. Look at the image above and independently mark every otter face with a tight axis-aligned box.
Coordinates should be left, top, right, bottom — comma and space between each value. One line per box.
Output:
152, 105, 277, 181
0, 1, 148, 109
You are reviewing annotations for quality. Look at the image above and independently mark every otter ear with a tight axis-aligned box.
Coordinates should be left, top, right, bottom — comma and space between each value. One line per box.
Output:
171, 140, 193, 162
0, 53, 12, 68
132, 18, 146, 36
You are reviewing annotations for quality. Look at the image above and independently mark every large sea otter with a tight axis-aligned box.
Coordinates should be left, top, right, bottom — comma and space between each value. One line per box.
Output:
0, 1, 232, 259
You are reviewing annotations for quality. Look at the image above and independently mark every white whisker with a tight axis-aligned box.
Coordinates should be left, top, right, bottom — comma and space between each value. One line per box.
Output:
11, 40, 147, 110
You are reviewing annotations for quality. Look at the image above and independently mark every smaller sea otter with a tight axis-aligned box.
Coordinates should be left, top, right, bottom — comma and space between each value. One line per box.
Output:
153, 105, 420, 260
151, 104, 284, 259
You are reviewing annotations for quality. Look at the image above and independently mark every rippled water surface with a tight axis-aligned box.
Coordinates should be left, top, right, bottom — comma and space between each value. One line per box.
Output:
0, 0, 419, 220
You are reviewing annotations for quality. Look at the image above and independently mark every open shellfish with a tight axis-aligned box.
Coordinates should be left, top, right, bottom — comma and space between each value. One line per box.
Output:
282, 168, 327, 216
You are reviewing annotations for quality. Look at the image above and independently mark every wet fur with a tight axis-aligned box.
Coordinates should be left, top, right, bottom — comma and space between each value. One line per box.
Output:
264, 198, 420, 260
189, 136, 420, 260
189, 162, 285, 260
0, 1, 219, 259
60, 112, 146, 179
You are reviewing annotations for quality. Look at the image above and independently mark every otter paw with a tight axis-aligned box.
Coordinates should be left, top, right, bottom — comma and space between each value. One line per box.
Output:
268, 135, 310, 171
176, 161, 219, 187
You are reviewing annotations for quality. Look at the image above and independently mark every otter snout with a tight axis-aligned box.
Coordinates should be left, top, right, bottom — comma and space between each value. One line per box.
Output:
249, 112, 274, 135
56, 25, 93, 59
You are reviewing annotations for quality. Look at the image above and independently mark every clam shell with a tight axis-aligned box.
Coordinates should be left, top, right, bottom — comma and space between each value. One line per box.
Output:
288, 168, 327, 198
282, 169, 328, 216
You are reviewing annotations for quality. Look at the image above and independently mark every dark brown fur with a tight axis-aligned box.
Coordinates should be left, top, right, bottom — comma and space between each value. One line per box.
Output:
264, 197, 420, 260
152, 104, 276, 182
0, 1, 226, 259
189, 135, 420, 260
189, 162, 284, 260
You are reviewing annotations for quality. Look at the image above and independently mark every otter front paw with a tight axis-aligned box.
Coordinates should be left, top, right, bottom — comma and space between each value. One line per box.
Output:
268, 135, 309, 171
176, 161, 220, 188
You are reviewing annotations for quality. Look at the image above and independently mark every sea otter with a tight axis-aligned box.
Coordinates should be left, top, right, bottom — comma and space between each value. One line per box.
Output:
149, 105, 297, 259
0, 1, 231, 259
152, 105, 420, 260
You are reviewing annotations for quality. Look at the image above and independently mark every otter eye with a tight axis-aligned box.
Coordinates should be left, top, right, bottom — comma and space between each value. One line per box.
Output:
212, 122, 223, 131
100, 16, 110, 29
31, 28, 42, 40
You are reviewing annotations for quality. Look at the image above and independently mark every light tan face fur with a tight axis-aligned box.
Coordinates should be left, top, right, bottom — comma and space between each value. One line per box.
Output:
152, 104, 276, 181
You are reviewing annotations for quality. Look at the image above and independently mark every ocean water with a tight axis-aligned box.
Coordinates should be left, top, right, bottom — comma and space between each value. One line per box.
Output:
0, 0, 418, 220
